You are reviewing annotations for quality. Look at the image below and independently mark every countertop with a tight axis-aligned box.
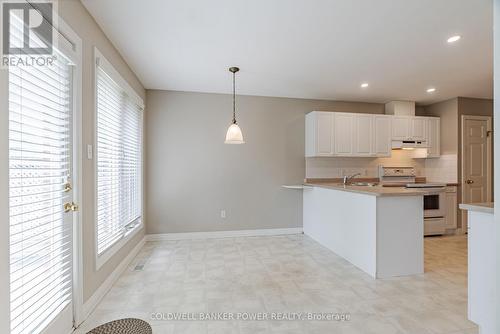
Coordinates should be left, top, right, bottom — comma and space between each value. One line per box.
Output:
304, 182, 444, 197
305, 178, 460, 187
459, 202, 494, 214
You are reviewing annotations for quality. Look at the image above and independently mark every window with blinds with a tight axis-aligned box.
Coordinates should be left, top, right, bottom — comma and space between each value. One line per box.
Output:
8, 14, 73, 334
96, 55, 143, 256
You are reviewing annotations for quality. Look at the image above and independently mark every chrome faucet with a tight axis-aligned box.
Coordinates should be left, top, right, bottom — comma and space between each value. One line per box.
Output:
343, 173, 361, 185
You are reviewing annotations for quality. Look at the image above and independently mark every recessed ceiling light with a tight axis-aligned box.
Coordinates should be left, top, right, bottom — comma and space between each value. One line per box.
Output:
426, 88, 436, 93
360, 83, 369, 88
447, 35, 461, 43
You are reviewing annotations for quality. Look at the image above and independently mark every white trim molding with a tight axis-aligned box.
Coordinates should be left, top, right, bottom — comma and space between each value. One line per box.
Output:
80, 237, 145, 324
145, 228, 303, 241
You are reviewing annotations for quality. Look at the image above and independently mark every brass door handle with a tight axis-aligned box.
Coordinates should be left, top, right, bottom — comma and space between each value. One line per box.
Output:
63, 182, 72, 192
64, 202, 79, 212
466, 179, 474, 184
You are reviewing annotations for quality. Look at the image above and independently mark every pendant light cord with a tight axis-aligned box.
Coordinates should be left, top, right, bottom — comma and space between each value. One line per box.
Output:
232, 71, 237, 124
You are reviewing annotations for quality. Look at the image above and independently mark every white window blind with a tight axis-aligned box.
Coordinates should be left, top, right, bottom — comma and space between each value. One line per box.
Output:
96, 58, 143, 256
8, 14, 73, 334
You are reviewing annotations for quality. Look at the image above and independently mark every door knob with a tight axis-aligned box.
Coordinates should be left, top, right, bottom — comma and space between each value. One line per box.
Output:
466, 179, 474, 184
63, 182, 72, 192
64, 202, 79, 212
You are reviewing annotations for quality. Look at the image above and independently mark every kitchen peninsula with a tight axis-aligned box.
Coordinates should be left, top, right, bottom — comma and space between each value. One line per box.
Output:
303, 182, 441, 279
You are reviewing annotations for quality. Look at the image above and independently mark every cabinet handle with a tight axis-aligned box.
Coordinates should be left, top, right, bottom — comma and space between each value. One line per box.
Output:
466, 179, 474, 184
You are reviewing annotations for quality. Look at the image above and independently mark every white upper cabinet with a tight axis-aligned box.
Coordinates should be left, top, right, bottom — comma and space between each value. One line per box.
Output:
305, 111, 334, 157
334, 113, 355, 155
426, 117, 440, 157
392, 116, 428, 141
410, 117, 427, 141
373, 115, 392, 157
353, 114, 373, 156
305, 111, 437, 158
316, 112, 334, 155
391, 116, 411, 140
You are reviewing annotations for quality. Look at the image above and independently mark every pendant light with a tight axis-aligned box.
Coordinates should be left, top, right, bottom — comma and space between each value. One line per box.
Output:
224, 66, 245, 144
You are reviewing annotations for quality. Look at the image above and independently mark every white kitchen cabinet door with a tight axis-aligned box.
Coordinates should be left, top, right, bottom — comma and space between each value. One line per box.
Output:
305, 111, 334, 157
354, 114, 373, 156
334, 113, 354, 155
410, 117, 427, 140
427, 117, 440, 157
392, 116, 410, 140
373, 115, 392, 157
445, 187, 457, 229
316, 112, 334, 156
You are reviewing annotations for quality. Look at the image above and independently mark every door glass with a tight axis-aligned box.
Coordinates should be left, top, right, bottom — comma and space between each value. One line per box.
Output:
8, 38, 74, 334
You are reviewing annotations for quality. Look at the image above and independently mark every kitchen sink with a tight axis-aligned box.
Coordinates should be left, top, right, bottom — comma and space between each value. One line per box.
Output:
350, 182, 378, 187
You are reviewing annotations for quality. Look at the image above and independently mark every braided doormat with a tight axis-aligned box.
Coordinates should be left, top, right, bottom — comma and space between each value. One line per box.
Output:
86, 318, 152, 334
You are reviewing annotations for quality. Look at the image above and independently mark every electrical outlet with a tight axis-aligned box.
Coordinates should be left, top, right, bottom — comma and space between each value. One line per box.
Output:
220, 210, 226, 219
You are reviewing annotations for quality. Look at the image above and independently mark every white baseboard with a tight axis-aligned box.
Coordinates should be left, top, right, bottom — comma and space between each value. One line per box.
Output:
145, 227, 303, 241
80, 237, 145, 323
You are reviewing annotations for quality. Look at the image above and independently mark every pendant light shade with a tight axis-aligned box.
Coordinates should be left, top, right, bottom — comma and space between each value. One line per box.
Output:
225, 123, 244, 144
224, 66, 245, 144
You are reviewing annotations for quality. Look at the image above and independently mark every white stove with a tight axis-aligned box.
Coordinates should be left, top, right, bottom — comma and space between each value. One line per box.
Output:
378, 166, 415, 185
379, 166, 446, 236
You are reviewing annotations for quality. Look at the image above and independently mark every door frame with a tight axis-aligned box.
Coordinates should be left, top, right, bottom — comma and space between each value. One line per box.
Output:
57, 18, 84, 329
460, 115, 493, 232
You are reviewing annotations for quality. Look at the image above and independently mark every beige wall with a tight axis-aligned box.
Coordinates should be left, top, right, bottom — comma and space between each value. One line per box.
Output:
421, 98, 459, 155
420, 97, 493, 228
145, 90, 384, 234
58, 0, 146, 302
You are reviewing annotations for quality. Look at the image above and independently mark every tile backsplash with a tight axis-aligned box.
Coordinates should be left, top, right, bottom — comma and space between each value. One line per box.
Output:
305, 150, 426, 179
424, 154, 458, 183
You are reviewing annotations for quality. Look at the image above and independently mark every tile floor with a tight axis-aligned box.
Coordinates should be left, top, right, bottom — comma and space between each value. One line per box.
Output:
75, 234, 477, 334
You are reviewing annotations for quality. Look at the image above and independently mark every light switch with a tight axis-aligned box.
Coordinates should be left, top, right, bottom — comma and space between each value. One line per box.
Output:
87, 144, 93, 160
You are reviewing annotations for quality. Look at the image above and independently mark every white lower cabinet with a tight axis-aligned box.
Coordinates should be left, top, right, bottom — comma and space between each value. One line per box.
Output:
444, 186, 457, 230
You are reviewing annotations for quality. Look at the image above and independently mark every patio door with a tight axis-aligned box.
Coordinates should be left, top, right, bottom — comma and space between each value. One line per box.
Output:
8, 19, 78, 334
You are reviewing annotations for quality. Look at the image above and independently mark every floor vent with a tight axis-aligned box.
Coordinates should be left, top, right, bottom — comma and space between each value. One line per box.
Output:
133, 264, 145, 271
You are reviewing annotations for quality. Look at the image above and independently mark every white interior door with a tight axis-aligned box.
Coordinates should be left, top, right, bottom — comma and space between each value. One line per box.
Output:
8, 44, 76, 334
461, 115, 492, 230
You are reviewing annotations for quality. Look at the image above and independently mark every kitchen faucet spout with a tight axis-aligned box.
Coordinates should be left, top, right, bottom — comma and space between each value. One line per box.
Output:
343, 173, 362, 185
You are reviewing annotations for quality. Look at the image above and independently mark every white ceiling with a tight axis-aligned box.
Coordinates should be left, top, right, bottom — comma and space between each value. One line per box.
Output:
81, 0, 493, 105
